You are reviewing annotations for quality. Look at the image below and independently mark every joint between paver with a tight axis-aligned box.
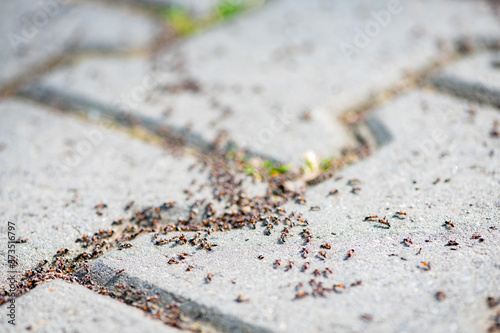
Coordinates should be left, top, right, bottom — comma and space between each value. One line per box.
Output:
2, 2, 500, 331
429, 74, 500, 108
88, 260, 273, 333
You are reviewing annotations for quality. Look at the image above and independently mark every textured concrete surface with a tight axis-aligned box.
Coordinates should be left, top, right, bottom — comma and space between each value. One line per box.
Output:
430, 51, 500, 107
289, 89, 499, 236
0, 0, 163, 89
24, 0, 500, 162
0, 279, 179, 332
437, 52, 500, 91
91, 228, 499, 332
89, 90, 500, 332
0, 99, 209, 289
1, 0, 500, 332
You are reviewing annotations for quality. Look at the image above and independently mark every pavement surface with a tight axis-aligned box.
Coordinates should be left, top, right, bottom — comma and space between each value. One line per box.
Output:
0, 0, 499, 332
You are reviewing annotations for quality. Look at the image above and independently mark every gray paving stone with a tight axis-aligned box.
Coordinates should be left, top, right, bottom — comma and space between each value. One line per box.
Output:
24, 0, 500, 163
430, 51, 500, 107
0, 98, 210, 289
23, 54, 353, 164
285, 89, 499, 242
89, 90, 500, 332
0, 279, 179, 332
0, 0, 163, 89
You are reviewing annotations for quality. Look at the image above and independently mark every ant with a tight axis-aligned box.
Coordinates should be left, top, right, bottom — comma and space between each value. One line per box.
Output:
12, 238, 28, 244
280, 232, 287, 244
124, 201, 135, 211
378, 217, 391, 228
301, 229, 312, 243
419, 261, 431, 271
155, 239, 168, 246
95, 203, 108, 216
333, 284, 345, 293
54, 249, 69, 257
350, 187, 361, 194
360, 314, 373, 322
264, 224, 273, 236
345, 249, 355, 260
490, 120, 499, 138
236, 294, 249, 303
393, 212, 407, 219
443, 221, 455, 228
295, 198, 307, 205
295, 291, 309, 299
301, 262, 310, 272
350, 280, 362, 287
167, 258, 179, 264
402, 238, 413, 247
435, 291, 446, 301
487, 297, 500, 308
347, 179, 361, 186
327, 189, 338, 197
112, 219, 124, 226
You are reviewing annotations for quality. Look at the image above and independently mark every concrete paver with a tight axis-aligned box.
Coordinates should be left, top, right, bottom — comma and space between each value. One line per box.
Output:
1, 0, 500, 332
91, 228, 499, 332
0, 0, 163, 89
0, 279, 180, 332
89, 90, 500, 332
23, 0, 500, 162
431, 51, 500, 107
0, 98, 209, 289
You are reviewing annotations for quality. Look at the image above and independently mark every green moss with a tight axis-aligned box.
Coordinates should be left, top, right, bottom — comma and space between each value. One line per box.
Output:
162, 0, 261, 36
320, 158, 333, 171
216, 0, 247, 20
161, 6, 197, 36
244, 163, 257, 176
263, 160, 292, 175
